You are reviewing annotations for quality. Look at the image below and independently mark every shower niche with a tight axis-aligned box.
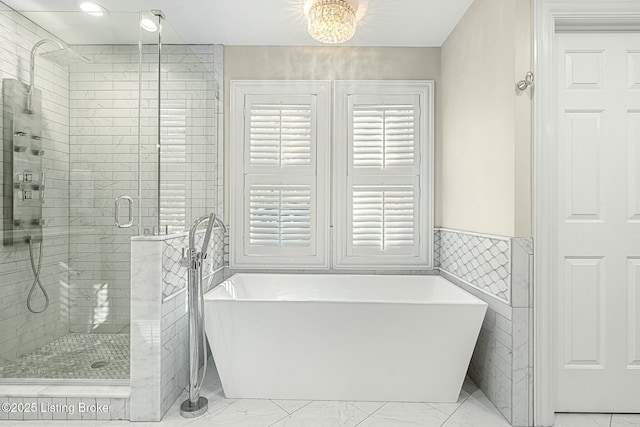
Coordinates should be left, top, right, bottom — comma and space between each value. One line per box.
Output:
2, 78, 44, 246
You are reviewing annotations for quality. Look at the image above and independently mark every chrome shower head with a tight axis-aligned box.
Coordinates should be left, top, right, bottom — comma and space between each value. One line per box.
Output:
26, 39, 89, 114
38, 47, 90, 67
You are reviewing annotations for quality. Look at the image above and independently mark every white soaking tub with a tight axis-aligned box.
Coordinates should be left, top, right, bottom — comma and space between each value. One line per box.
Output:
204, 273, 487, 402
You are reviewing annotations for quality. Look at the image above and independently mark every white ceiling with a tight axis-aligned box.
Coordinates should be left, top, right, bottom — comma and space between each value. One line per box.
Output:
2, 0, 474, 47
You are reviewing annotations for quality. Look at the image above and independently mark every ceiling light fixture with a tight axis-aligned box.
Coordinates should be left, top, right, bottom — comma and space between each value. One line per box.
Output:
74, 0, 107, 16
140, 17, 158, 32
307, 0, 356, 44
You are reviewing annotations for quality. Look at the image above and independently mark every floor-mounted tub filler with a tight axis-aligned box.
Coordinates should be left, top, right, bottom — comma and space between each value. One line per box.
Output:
179, 212, 226, 418
204, 273, 487, 402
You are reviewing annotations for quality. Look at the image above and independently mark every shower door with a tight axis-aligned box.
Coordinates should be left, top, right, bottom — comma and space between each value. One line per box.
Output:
67, 42, 140, 339
0, 7, 145, 381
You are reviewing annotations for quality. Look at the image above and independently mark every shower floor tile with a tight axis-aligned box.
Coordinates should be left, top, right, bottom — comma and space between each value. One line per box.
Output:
0, 333, 129, 380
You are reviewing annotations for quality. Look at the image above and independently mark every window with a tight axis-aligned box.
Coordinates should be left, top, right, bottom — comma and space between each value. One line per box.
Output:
231, 80, 433, 270
230, 81, 331, 268
333, 81, 434, 269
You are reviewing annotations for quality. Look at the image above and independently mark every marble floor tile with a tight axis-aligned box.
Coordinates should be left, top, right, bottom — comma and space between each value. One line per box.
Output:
270, 399, 312, 414
612, 414, 640, 427
554, 413, 612, 427
1, 423, 107, 427
187, 399, 287, 427
425, 388, 472, 416
348, 401, 386, 415
357, 402, 449, 427
269, 401, 369, 427
442, 390, 511, 427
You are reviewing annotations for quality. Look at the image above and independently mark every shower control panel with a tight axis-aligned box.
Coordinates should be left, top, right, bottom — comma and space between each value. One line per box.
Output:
2, 79, 44, 245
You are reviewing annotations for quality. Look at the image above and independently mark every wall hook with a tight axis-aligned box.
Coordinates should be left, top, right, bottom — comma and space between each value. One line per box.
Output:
516, 71, 534, 91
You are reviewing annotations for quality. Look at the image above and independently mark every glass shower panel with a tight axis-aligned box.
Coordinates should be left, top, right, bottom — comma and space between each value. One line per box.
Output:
159, 45, 218, 232
0, 6, 141, 380
139, 14, 219, 234
139, 12, 161, 235
67, 40, 139, 339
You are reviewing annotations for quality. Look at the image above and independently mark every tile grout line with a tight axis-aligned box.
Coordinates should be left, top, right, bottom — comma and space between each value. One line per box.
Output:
353, 401, 388, 426
421, 400, 463, 419
439, 391, 474, 427
288, 400, 313, 416
269, 400, 289, 415
266, 400, 314, 427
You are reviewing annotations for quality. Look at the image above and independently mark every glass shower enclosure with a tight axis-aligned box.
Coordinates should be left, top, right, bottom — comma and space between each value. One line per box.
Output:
0, 3, 219, 383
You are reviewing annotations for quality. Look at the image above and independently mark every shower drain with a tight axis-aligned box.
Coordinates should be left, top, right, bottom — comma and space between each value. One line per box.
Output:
90, 360, 109, 369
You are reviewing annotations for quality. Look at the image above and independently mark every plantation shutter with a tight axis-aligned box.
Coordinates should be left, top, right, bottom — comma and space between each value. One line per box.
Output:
351, 103, 416, 171
351, 182, 418, 253
230, 82, 330, 268
248, 185, 311, 246
159, 100, 187, 232
248, 104, 312, 168
335, 83, 433, 269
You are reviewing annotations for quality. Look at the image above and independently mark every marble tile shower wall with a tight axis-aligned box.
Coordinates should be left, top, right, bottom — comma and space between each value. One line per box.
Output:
0, 11, 70, 365
435, 228, 533, 427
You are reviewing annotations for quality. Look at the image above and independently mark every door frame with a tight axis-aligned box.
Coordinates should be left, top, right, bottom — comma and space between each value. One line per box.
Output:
533, 0, 640, 425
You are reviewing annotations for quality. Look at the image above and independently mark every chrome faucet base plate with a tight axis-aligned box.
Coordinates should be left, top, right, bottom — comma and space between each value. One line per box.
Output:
180, 396, 208, 418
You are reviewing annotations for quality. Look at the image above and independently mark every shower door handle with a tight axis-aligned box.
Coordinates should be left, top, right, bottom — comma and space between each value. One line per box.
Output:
114, 195, 133, 228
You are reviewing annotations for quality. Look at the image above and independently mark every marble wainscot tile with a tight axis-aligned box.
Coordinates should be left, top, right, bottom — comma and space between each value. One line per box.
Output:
437, 228, 511, 303
130, 239, 163, 421
511, 237, 533, 308
511, 306, 532, 427
161, 235, 188, 299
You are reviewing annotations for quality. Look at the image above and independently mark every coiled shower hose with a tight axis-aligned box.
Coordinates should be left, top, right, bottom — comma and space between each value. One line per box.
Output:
27, 238, 49, 313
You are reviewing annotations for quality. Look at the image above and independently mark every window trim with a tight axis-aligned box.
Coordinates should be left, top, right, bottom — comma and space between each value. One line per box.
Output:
333, 80, 435, 270
230, 80, 331, 269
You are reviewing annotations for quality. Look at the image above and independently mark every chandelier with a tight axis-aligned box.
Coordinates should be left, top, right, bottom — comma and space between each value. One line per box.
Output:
307, 0, 356, 44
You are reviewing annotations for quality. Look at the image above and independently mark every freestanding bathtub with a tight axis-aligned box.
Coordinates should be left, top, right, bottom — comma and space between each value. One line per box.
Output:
204, 273, 487, 402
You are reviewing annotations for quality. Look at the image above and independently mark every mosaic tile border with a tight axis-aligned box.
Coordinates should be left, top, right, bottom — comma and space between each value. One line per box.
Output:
435, 228, 511, 304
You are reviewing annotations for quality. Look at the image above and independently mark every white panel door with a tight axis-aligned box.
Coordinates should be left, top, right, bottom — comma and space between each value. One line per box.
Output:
555, 33, 640, 412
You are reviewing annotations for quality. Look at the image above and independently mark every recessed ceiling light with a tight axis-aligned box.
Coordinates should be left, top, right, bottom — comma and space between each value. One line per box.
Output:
140, 17, 158, 32
74, 1, 107, 16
